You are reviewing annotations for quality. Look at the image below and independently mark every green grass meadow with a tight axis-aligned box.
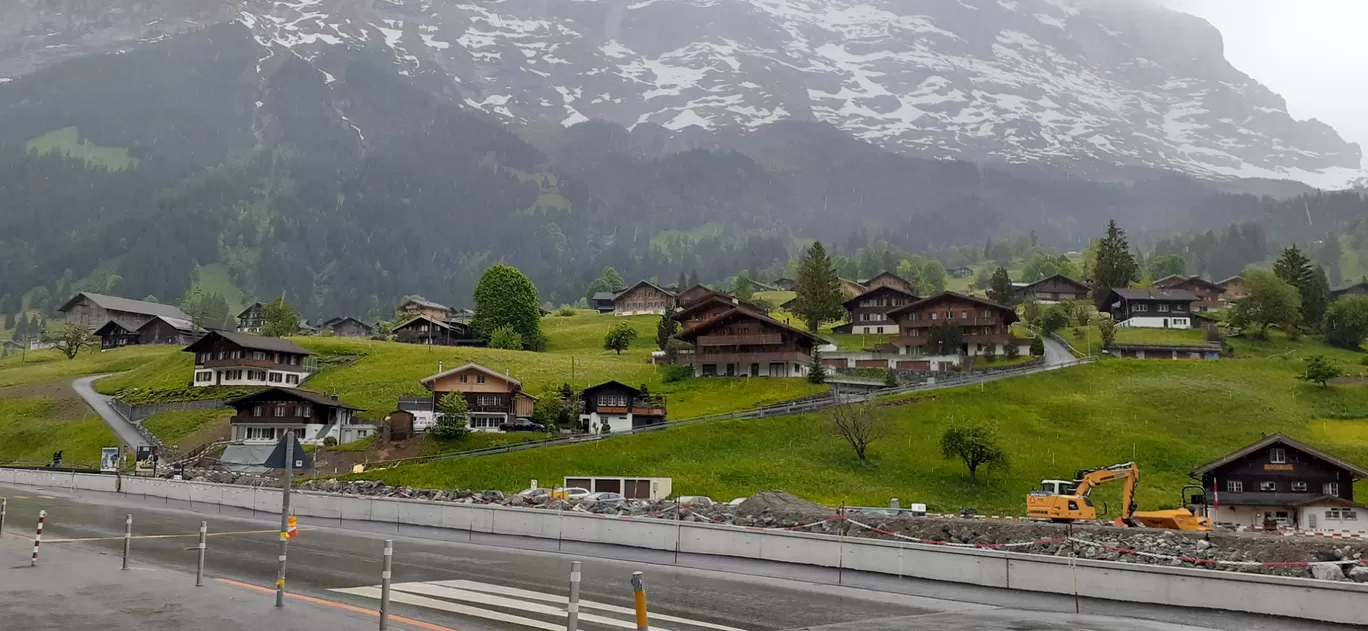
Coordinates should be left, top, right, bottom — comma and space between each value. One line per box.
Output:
0, 397, 119, 466
26, 127, 138, 171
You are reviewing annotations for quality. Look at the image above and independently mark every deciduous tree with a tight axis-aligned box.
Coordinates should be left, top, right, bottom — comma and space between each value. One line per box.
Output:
1148, 254, 1186, 280
603, 321, 637, 355
828, 402, 889, 465
1323, 296, 1368, 350
489, 326, 524, 350
940, 421, 1009, 481
1229, 270, 1300, 339
733, 274, 756, 301
585, 267, 627, 302
262, 297, 299, 338
1098, 318, 1117, 348
1301, 356, 1342, 387
1041, 305, 1069, 335
51, 322, 95, 360
473, 264, 544, 351
792, 242, 845, 333
927, 323, 965, 356
432, 393, 471, 439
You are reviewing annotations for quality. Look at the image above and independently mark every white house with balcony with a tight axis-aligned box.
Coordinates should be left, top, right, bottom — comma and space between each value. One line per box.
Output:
183, 330, 313, 388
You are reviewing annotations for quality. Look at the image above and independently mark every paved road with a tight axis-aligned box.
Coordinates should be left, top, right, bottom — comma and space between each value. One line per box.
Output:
72, 374, 150, 449
1041, 334, 1076, 367
0, 484, 1330, 631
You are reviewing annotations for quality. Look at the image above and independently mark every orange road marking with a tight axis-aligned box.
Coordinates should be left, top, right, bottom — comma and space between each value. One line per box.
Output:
216, 578, 459, 631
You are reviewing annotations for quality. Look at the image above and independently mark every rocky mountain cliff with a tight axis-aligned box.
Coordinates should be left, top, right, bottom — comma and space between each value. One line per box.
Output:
1, 0, 1361, 187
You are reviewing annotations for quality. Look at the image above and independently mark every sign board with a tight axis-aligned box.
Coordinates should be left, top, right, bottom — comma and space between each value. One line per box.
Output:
263, 435, 313, 470
100, 447, 120, 473
134, 446, 159, 472
1264, 464, 1294, 471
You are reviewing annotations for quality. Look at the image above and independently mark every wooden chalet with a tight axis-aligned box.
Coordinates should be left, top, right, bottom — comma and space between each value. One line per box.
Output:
1217, 275, 1247, 301
400, 298, 455, 322
613, 281, 677, 317
1097, 288, 1198, 329
320, 317, 375, 338
672, 307, 822, 378
591, 292, 618, 313
886, 292, 1021, 371
1192, 434, 1368, 533
1013, 274, 1089, 304
833, 285, 917, 335
136, 315, 201, 346
184, 330, 313, 389
578, 380, 666, 434
1154, 275, 1226, 311
392, 315, 486, 347
837, 278, 867, 299
773, 277, 796, 291
419, 363, 538, 432
947, 266, 974, 278
674, 293, 764, 328
59, 292, 192, 332
861, 272, 914, 294
227, 387, 372, 446
95, 321, 139, 350
1330, 280, 1368, 301
237, 303, 266, 333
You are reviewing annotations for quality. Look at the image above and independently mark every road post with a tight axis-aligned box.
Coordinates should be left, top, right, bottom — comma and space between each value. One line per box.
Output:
566, 560, 582, 631
276, 437, 294, 607
379, 539, 394, 630
631, 571, 649, 631
1, 498, 7, 535
196, 520, 207, 586
31, 510, 45, 567
122, 514, 132, 570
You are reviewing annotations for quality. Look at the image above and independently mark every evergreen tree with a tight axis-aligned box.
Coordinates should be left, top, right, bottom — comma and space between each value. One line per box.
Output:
656, 313, 679, 351
733, 274, 755, 301
792, 242, 845, 332
1315, 235, 1344, 287
13, 314, 27, 340
3, 312, 14, 331
987, 267, 1014, 304
687, 270, 699, 287
473, 264, 544, 351
1090, 220, 1140, 301
0, 293, 12, 315
1273, 245, 1327, 328
676, 271, 687, 290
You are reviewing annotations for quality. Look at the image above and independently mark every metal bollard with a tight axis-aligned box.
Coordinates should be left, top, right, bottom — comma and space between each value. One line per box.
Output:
1, 498, 7, 536
631, 571, 649, 631
379, 540, 393, 631
195, 521, 207, 586
566, 561, 582, 631
122, 514, 132, 570
31, 510, 46, 567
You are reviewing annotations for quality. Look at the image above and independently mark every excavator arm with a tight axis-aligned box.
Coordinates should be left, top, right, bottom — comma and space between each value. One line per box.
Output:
1072, 462, 1140, 523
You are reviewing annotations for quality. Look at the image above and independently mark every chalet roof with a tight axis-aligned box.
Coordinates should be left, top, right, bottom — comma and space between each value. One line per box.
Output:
581, 380, 643, 397
1293, 496, 1368, 510
613, 280, 676, 300
861, 271, 910, 286
58, 292, 191, 321
324, 316, 372, 330
674, 292, 765, 319
1216, 275, 1244, 287
237, 302, 264, 318
1015, 274, 1089, 293
1156, 275, 1225, 292
1104, 288, 1198, 303
395, 315, 457, 332
420, 362, 523, 388
226, 387, 362, 411
94, 320, 135, 336
1190, 434, 1368, 479
137, 315, 201, 335
403, 298, 451, 311
842, 285, 919, 309
885, 291, 1019, 322
591, 292, 617, 302
1330, 281, 1368, 297
182, 330, 313, 356
674, 307, 823, 344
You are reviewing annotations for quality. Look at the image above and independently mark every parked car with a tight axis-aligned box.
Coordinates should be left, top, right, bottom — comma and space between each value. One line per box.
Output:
517, 488, 550, 498
678, 495, 714, 506
500, 418, 547, 433
584, 492, 625, 505
551, 487, 591, 500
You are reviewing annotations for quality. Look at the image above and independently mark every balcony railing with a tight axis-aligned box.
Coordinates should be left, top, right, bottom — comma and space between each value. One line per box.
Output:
200, 358, 301, 370
695, 333, 783, 346
900, 317, 1000, 328
691, 351, 809, 364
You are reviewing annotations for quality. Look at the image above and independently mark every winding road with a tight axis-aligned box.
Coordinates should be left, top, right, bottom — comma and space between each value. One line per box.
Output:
71, 374, 150, 449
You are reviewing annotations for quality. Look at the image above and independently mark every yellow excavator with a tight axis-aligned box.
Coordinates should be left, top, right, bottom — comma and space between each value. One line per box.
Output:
1026, 462, 1211, 531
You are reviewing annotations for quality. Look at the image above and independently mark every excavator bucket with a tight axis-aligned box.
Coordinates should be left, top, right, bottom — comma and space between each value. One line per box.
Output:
1131, 508, 1211, 531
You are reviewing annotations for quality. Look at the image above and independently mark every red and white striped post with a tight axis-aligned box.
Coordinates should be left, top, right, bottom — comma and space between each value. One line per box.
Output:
31, 510, 46, 567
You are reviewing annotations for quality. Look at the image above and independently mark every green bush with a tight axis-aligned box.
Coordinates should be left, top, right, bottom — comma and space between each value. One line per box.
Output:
555, 306, 576, 317
489, 326, 524, 350
662, 364, 693, 383
1029, 337, 1045, 356
323, 436, 339, 447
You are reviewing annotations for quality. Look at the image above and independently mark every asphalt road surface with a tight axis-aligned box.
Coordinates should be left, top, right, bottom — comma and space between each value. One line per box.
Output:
72, 374, 150, 449
0, 484, 1336, 631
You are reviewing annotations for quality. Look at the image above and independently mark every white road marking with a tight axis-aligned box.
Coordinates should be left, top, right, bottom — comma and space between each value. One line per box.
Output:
394, 582, 655, 630
334, 586, 565, 631
436, 579, 750, 631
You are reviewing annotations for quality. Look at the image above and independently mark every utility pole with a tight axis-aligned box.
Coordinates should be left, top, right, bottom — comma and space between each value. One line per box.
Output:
275, 436, 294, 607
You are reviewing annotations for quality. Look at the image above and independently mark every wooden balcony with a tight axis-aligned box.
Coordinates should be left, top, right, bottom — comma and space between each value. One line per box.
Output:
899, 317, 1000, 329
201, 358, 288, 370
692, 351, 809, 365
231, 415, 310, 425
695, 333, 783, 346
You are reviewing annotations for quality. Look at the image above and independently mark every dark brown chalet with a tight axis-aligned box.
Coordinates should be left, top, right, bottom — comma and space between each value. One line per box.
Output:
135, 315, 201, 346
320, 317, 375, 338
676, 284, 719, 309
1192, 434, 1368, 532
1154, 275, 1226, 311
613, 281, 676, 317
578, 380, 667, 434
673, 293, 765, 328
392, 315, 487, 347
1013, 274, 1089, 304
184, 331, 313, 389
226, 387, 372, 446
833, 286, 917, 335
1330, 280, 1368, 301
95, 321, 139, 350
1097, 288, 1199, 329
886, 292, 1020, 369
673, 307, 822, 378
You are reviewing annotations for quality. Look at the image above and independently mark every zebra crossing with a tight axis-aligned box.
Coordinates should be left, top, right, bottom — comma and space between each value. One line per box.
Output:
332, 579, 750, 631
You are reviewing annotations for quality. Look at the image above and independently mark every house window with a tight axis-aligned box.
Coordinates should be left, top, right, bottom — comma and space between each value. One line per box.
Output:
1270, 448, 1286, 464
459, 374, 468, 384
1226, 480, 1243, 493
598, 394, 629, 407
477, 395, 500, 407
981, 310, 992, 318
911, 313, 921, 321
286, 374, 299, 385
962, 311, 969, 319
274, 406, 286, 417
1326, 509, 1358, 521
253, 406, 263, 417
289, 356, 299, 366
1258, 481, 1277, 492
877, 327, 884, 334
1324, 482, 1341, 497
477, 374, 486, 384
269, 372, 283, 383
930, 312, 938, 320
1134, 303, 1148, 312
231, 350, 243, 359
1291, 481, 1307, 492
1158, 304, 1170, 313
301, 406, 311, 418
246, 427, 275, 441
195, 371, 213, 382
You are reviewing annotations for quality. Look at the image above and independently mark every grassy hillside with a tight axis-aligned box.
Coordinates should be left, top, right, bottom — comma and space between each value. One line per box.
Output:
191, 263, 248, 318
357, 355, 1368, 514
95, 312, 826, 420
142, 409, 232, 449
0, 345, 175, 389
0, 397, 118, 466
25, 126, 138, 171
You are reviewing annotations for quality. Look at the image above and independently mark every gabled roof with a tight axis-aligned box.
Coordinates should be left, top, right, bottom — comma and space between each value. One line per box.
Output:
581, 380, 643, 397
674, 292, 765, 319
402, 298, 451, 311
591, 292, 617, 302
137, 315, 200, 335
1152, 274, 1186, 288
323, 316, 373, 330
842, 285, 919, 309
94, 320, 135, 336
1103, 288, 1198, 303
613, 280, 676, 300
58, 292, 191, 321
885, 291, 1019, 321
1216, 275, 1244, 287
182, 330, 313, 356
1190, 434, 1368, 479
674, 307, 823, 343
1014, 274, 1089, 293
1330, 281, 1368, 297
1155, 275, 1225, 293
226, 387, 362, 411
861, 271, 911, 287
237, 302, 264, 318
420, 362, 522, 388
394, 314, 457, 332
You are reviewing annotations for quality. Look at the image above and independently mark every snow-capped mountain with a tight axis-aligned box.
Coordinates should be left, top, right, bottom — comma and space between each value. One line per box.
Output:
2, 0, 1362, 188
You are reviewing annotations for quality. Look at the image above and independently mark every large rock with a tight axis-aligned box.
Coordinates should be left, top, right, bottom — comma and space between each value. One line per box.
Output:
1311, 563, 1347, 582
1348, 565, 1368, 583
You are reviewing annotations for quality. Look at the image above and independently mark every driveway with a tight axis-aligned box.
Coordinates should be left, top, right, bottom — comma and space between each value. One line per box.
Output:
1040, 334, 1077, 367
72, 374, 150, 449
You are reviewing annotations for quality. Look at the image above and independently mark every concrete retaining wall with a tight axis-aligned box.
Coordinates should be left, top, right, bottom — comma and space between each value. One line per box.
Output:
3, 468, 1364, 625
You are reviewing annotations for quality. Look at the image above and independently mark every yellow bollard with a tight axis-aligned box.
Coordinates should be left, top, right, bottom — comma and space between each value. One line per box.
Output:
631, 571, 648, 630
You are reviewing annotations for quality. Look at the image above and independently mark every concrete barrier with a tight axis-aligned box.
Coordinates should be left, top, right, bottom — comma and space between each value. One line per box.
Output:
3, 468, 1365, 626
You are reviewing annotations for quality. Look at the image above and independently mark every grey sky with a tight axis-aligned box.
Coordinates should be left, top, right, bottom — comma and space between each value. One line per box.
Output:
1160, 0, 1368, 167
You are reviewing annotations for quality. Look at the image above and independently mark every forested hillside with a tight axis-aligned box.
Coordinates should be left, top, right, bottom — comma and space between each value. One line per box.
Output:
1, 22, 1365, 322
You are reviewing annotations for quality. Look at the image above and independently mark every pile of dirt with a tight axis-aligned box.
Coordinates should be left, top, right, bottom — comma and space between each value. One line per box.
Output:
735, 491, 834, 519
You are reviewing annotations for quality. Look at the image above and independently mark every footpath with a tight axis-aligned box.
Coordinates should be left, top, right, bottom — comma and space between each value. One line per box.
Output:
0, 530, 405, 631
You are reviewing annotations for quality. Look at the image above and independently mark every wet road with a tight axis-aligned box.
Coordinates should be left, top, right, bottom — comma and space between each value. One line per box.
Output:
0, 484, 1329, 631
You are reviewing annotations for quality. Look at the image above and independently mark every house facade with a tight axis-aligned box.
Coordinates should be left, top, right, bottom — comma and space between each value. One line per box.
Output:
136, 316, 200, 346
1217, 276, 1247, 302
237, 303, 266, 333
1013, 275, 1089, 304
226, 387, 372, 446
673, 307, 820, 377
591, 292, 617, 313
392, 316, 486, 347
95, 321, 140, 350
400, 298, 455, 321
1192, 434, 1368, 533
1098, 288, 1198, 329
613, 281, 677, 317
578, 380, 667, 434
886, 292, 1020, 371
675, 284, 717, 309
947, 266, 974, 278
419, 363, 538, 432
321, 317, 374, 338
59, 292, 193, 332
673, 293, 757, 328
861, 272, 914, 294
837, 278, 867, 299
833, 286, 917, 335
1154, 276, 1226, 311
184, 331, 313, 388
